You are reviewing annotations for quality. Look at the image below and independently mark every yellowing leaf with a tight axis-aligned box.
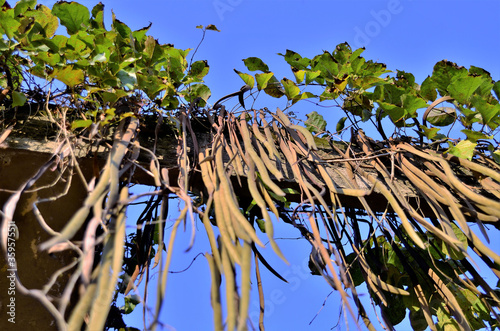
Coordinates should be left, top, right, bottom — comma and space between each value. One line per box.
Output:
52, 66, 84, 87
447, 140, 476, 160
293, 69, 305, 84
281, 78, 300, 100
71, 119, 92, 130
255, 72, 273, 91
234, 69, 255, 89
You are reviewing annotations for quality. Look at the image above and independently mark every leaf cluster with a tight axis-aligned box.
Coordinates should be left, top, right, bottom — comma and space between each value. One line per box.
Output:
235, 44, 500, 162
0, 0, 214, 129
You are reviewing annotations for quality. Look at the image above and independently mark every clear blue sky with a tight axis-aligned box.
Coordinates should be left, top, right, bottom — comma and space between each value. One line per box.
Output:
37, 0, 500, 330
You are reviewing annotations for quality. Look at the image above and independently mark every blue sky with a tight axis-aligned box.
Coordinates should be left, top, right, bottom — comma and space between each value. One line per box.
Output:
36, 0, 500, 330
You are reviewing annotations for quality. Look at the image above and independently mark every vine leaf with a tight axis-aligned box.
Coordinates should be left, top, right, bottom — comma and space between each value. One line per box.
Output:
52, 1, 90, 35
447, 140, 477, 160
255, 72, 274, 91
281, 78, 300, 100
243, 57, 270, 72
0, 8, 21, 38
305, 111, 327, 133
448, 75, 488, 105
234, 69, 255, 89
460, 129, 492, 142
52, 65, 84, 87
12, 91, 26, 107
426, 107, 456, 126
205, 24, 220, 32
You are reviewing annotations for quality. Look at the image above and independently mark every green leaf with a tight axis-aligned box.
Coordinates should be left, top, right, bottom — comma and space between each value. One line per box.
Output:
117, 69, 137, 90
12, 91, 27, 107
332, 42, 352, 64
143, 35, 156, 61
379, 102, 406, 125
312, 52, 338, 80
493, 81, 500, 100
243, 57, 270, 72
137, 74, 163, 98
185, 84, 211, 106
35, 51, 61, 67
454, 287, 487, 330
188, 60, 210, 80
112, 14, 131, 39
132, 22, 152, 44
403, 291, 421, 312
90, 2, 105, 29
52, 65, 84, 87
255, 72, 274, 91
234, 69, 255, 89
0, 39, 8, 52
263, 76, 284, 98
100, 89, 129, 105
25, 4, 59, 38
71, 119, 92, 130
431, 60, 468, 96
382, 294, 406, 326
493, 150, 500, 164
319, 86, 339, 101
51, 35, 68, 50
281, 78, 300, 100
52, 1, 90, 35
401, 94, 428, 116
426, 107, 456, 127
14, 0, 37, 17
440, 223, 467, 260
460, 129, 492, 143
448, 75, 487, 105
292, 91, 316, 104
351, 76, 387, 90
468, 66, 494, 98
350, 55, 365, 75
471, 95, 500, 127
281, 188, 300, 195
305, 111, 327, 133
65, 33, 88, 60
447, 140, 476, 160
305, 70, 321, 85
92, 53, 107, 63
0, 10, 21, 39
420, 75, 437, 101
419, 125, 440, 140
161, 95, 179, 110
336, 117, 347, 133
121, 294, 141, 314
345, 253, 364, 286
256, 219, 266, 233
436, 304, 460, 331
349, 47, 365, 62
409, 310, 428, 331
278, 49, 310, 70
